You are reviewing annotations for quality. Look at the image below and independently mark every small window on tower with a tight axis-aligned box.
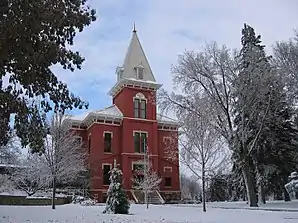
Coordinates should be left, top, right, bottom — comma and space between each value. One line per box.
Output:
135, 66, 144, 79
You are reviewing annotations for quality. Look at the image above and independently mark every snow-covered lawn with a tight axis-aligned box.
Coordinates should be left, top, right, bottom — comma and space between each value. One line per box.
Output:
178, 200, 298, 211
1, 203, 298, 223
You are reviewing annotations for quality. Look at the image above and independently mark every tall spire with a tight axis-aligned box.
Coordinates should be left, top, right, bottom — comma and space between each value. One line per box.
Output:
133, 22, 136, 33
120, 27, 156, 82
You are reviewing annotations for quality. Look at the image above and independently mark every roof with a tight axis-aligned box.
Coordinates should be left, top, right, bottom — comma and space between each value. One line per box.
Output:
121, 30, 156, 82
157, 114, 181, 125
68, 105, 123, 123
66, 105, 179, 126
94, 105, 123, 118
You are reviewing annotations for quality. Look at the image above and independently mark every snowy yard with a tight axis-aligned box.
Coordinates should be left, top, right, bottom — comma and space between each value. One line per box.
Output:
1, 202, 298, 223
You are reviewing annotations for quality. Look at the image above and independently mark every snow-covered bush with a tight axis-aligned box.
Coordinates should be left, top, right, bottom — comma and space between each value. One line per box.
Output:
71, 195, 97, 206
103, 163, 130, 214
72, 195, 85, 204
285, 171, 298, 195
11, 154, 49, 196
80, 198, 97, 206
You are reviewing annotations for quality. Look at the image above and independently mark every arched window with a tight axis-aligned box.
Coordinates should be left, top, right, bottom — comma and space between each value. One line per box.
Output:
133, 93, 147, 119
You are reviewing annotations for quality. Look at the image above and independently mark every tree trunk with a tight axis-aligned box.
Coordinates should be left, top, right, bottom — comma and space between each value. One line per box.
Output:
274, 190, 283, 200
242, 165, 258, 207
202, 163, 206, 212
258, 184, 266, 204
52, 177, 56, 210
144, 190, 148, 209
256, 166, 266, 204
283, 187, 291, 202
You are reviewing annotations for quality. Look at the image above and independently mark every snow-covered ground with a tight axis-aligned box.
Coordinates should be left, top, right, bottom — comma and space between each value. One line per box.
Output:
1, 202, 298, 223
177, 200, 298, 211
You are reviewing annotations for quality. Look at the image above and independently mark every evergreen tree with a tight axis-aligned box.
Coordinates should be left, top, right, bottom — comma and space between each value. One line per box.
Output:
232, 23, 273, 207
208, 174, 228, 202
103, 163, 130, 214
255, 75, 298, 202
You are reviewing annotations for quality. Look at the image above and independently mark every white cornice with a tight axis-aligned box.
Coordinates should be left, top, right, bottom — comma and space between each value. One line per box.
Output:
108, 78, 162, 97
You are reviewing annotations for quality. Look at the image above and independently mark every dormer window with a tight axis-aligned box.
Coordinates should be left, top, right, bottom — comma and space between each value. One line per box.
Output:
135, 65, 145, 80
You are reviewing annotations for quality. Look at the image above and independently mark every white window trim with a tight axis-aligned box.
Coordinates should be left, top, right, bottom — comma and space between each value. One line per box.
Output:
133, 130, 148, 136
102, 163, 112, 186
164, 166, 172, 172
133, 131, 148, 153
103, 131, 113, 138
102, 163, 112, 169
133, 94, 147, 103
131, 161, 145, 170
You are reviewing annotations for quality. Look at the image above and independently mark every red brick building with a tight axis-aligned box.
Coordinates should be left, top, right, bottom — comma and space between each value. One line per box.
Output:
66, 29, 180, 203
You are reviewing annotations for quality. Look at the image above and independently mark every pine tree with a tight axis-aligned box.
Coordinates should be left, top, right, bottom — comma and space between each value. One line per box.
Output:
232, 23, 273, 207
103, 163, 130, 214
255, 75, 298, 202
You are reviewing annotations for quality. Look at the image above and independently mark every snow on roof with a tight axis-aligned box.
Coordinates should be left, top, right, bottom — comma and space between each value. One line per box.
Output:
0, 163, 22, 168
70, 111, 91, 121
67, 106, 179, 126
94, 105, 123, 118
67, 105, 123, 123
125, 77, 158, 85
157, 114, 180, 125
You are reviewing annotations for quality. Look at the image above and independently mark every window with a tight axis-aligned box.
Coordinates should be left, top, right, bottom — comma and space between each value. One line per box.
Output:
134, 99, 139, 118
164, 167, 172, 173
103, 165, 111, 185
140, 100, 146, 119
136, 67, 144, 79
104, 132, 112, 153
133, 163, 144, 171
133, 174, 144, 187
133, 98, 146, 119
134, 132, 147, 153
165, 177, 172, 187
74, 136, 82, 144
88, 136, 91, 154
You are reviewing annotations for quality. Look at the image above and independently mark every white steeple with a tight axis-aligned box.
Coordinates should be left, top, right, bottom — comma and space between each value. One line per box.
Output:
109, 26, 162, 97
119, 25, 156, 82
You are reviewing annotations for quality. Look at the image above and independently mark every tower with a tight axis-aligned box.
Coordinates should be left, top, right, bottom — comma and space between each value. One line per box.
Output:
108, 28, 162, 120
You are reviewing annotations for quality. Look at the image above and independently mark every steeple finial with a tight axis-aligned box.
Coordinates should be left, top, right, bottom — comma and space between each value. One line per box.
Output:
133, 23, 136, 33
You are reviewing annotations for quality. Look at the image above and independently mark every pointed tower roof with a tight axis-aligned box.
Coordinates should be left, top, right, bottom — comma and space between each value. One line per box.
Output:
121, 27, 156, 82
108, 27, 162, 97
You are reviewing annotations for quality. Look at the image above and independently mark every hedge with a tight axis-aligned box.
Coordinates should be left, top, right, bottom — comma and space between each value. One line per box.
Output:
0, 195, 72, 205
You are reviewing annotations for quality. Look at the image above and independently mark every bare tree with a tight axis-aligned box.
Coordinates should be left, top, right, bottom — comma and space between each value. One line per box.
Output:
273, 30, 298, 104
12, 154, 48, 196
132, 146, 162, 209
166, 96, 229, 211
159, 34, 275, 207
41, 113, 87, 209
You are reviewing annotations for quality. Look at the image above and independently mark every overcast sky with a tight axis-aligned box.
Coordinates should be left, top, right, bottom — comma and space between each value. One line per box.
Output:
53, 0, 298, 116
